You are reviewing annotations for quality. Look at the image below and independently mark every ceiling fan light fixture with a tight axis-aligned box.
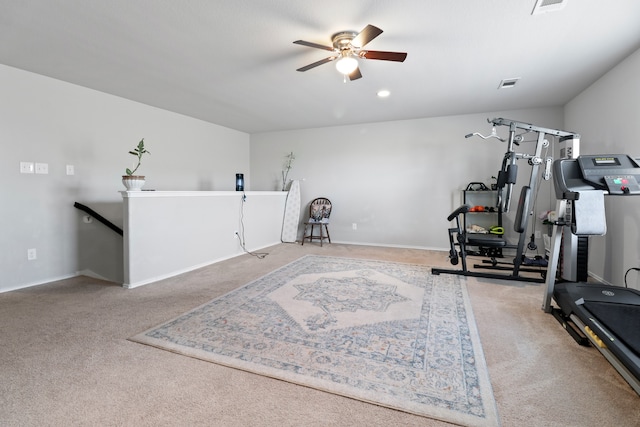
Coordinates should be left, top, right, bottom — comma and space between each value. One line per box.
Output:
335, 56, 358, 75
294, 25, 406, 81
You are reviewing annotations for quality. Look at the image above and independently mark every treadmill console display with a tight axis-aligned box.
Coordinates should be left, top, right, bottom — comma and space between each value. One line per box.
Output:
577, 154, 640, 194
591, 156, 621, 166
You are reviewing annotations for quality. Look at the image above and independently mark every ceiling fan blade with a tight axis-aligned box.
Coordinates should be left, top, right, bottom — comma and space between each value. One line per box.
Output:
351, 24, 383, 48
296, 56, 335, 72
348, 67, 362, 81
360, 50, 407, 62
293, 40, 335, 51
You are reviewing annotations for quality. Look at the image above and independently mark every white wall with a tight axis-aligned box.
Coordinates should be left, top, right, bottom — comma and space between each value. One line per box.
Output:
0, 64, 249, 292
9, 47, 633, 292
564, 47, 640, 288
250, 107, 564, 251
122, 191, 287, 288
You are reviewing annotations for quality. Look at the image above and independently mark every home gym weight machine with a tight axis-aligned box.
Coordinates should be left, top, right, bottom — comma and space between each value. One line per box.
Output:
542, 154, 640, 395
432, 118, 580, 283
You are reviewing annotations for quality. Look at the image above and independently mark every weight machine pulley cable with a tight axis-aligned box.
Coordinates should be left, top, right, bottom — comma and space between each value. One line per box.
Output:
524, 139, 553, 254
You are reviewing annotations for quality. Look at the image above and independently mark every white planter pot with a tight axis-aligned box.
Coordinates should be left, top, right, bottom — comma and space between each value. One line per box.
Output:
122, 176, 146, 191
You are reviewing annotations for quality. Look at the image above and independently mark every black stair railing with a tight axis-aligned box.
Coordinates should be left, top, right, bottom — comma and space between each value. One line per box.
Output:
73, 202, 123, 236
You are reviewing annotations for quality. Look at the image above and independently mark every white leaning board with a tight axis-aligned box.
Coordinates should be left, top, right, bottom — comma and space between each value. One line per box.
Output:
281, 180, 301, 243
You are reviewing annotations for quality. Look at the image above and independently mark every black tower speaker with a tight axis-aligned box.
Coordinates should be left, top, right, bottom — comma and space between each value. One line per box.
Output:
236, 173, 244, 191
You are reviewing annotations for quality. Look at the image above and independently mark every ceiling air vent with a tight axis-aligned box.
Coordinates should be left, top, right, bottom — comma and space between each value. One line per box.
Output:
498, 78, 520, 89
532, 0, 567, 15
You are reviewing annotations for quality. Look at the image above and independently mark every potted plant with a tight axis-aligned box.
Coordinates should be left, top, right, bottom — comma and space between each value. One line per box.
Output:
122, 138, 150, 191
281, 151, 295, 191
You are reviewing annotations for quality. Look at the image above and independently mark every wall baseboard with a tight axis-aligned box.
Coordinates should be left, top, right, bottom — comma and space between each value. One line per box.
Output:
123, 241, 280, 289
331, 240, 448, 252
1, 273, 79, 294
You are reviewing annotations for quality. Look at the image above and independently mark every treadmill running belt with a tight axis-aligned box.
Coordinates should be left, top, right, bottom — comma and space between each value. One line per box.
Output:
583, 301, 640, 356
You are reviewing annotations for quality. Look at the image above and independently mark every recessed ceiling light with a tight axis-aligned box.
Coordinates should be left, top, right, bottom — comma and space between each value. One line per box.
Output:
377, 90, 391, 98
498, 78, 520, 89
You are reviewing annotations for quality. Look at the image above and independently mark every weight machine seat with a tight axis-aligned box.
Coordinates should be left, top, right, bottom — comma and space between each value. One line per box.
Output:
467, 234, 507, 248
447, 204, 506, 248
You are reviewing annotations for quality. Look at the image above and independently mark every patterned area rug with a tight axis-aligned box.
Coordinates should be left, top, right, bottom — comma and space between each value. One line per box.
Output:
131, 256, 500, 427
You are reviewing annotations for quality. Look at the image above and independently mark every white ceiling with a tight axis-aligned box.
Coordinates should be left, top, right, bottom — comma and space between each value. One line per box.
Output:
1, 0, 640, 134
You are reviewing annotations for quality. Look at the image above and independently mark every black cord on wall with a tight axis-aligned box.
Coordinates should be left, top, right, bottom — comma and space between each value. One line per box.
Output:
236, 192, 268, 259
624, 267, 640, 288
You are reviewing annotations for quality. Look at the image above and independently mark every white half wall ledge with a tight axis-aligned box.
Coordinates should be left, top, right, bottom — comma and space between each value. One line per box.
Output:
120, 190, 286, 198
122, 191, 288, 288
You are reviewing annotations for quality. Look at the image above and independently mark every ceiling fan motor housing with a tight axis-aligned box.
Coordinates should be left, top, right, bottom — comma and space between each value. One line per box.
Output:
331, 31, 358, 50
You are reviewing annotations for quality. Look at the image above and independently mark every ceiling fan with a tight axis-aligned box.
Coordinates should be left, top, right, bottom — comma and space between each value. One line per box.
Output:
293, 24, 407, 81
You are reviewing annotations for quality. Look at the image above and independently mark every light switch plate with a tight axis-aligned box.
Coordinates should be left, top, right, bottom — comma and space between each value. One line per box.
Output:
35, 163, 49, 174
20, 162, 34, 174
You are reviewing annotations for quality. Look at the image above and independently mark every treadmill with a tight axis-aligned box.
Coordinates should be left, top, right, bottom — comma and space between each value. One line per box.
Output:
542, 154, 640, 395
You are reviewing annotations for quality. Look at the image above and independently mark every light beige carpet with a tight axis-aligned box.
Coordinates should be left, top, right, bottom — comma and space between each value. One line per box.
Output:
1, 243, 639, 426
131, 255, 500, 427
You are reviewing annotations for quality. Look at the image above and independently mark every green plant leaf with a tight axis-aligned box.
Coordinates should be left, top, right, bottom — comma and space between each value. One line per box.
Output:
125, 138, 149, 176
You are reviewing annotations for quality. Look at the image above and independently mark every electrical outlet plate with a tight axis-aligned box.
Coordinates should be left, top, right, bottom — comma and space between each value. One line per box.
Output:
27, 248, 37, 260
